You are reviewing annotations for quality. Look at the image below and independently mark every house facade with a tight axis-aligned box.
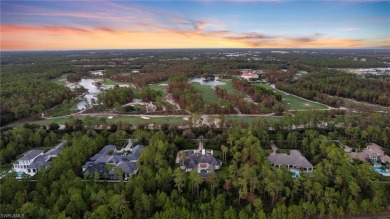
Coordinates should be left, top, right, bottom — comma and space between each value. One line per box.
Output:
13, 140, 66, 177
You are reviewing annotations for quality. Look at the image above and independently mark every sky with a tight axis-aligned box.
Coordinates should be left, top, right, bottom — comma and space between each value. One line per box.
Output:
1, 0, 389, 50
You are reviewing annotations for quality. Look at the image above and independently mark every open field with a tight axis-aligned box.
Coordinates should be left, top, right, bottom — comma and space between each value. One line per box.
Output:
46, 102, 78, 117
225, 116, 280, 124
217, 79, 243, 95
149, 81, 168, 96
101, 79, 130, 86
13, 116, 185, 127
256, 84, 329, 110
9, 115, 282, 128
149, 81, 168, 92
191, 82, 220, 104
50, 74, 68, 86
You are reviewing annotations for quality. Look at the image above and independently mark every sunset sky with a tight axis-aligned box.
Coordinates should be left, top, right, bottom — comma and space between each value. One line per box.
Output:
1, 0, 389, 50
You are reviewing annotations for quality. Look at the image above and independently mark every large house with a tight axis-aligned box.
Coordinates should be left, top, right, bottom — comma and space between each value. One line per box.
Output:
349, 143, 390, 163
268, 150, 314, 172
177, 138, 222, 176
82, 140, 144, 180
13, 140, 66, 177
241, 73, 259, 80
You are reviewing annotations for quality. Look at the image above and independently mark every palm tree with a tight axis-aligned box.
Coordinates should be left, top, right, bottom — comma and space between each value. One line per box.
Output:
221, 145, 228, 163
189, 170, 203, 197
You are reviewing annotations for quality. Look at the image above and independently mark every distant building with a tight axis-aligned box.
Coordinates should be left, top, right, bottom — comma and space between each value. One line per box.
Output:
241, 73, 259, 80
82, 140, 144, 180
13, 141, 66, 177
177, 137, 222, 176
349, 143, 390, 163
268, 150, 313, 172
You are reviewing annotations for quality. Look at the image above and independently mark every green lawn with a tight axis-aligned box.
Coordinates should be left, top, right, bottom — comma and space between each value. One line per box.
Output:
50, 74, 68, 86
101, 79, 129, 86
256, 84, 329, 110
225, 116, 281, 124
217, 79, 243, 95
149, 81, 168, 98
46, 102, 78, 117
191, 82, 220, 104
10, 115, 282, 128
13, 116, 186, 127
0, 163, 12, 174
378, 175, 390, 181
149, 81, 168, 92
108, 116, 184, 125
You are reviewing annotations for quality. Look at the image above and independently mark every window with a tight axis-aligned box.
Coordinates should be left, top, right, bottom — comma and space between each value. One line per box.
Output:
33, 169, 36, 173
28, 169, 31, 173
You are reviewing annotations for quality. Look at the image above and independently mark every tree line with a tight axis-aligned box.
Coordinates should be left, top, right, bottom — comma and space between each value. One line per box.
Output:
276, 70, 390, 107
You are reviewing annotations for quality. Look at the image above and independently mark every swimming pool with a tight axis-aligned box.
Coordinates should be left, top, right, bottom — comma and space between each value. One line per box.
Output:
374, 167, 389, 175
289, 169, 300, 178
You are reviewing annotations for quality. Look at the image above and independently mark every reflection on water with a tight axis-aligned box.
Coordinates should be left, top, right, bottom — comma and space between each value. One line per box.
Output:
190, 77, 225, 86
69, 79, 102, 110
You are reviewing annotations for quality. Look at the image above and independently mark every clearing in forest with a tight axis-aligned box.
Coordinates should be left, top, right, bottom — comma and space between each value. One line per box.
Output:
191, 82, 220, 104
256, 84, 329, 110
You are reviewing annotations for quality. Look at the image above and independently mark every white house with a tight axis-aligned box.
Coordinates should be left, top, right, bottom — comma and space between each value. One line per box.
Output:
13, 150, 44, 176
13, 141, 66, 177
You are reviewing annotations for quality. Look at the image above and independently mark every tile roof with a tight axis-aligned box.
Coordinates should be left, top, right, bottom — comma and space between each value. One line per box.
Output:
367, 143, 384, 156
268, 150, 313, 169
349, 143, 388, 162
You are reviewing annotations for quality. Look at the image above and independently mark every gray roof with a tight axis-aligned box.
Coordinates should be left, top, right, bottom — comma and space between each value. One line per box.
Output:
99, 145, 117, 154
18, 150, 44, 161
268, 150, 313, 169
28, 160, 48, 169
82, 144, 144, 178
117, 161, 138, 174
46, 148, 62, 157
183, 152, 222, 170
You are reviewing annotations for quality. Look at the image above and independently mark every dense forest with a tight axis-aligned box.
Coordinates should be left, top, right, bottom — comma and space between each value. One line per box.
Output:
1, 116, 389, 218
276, 70, 390, 107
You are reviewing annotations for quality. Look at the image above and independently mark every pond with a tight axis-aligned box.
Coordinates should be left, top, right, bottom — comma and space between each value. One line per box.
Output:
90, 70, 105, 76
69, 79, 102, 110
190, 77, 225, 86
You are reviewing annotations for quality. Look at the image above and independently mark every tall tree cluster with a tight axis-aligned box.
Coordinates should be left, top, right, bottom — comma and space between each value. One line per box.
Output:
1, 126, 388, 218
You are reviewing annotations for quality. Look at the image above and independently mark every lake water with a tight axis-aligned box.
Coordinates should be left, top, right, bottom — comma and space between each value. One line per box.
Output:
190, 77, 225, 86
90, 70, 105, 76
69, 79, 102, 110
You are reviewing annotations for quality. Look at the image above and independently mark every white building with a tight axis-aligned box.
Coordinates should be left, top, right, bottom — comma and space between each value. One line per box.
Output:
241, 73, 259, 80
13, 141, 66, 177
13, 150, 44, 176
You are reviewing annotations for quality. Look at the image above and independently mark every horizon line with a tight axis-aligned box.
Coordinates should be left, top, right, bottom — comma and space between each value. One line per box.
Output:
2, 47, 390, 52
